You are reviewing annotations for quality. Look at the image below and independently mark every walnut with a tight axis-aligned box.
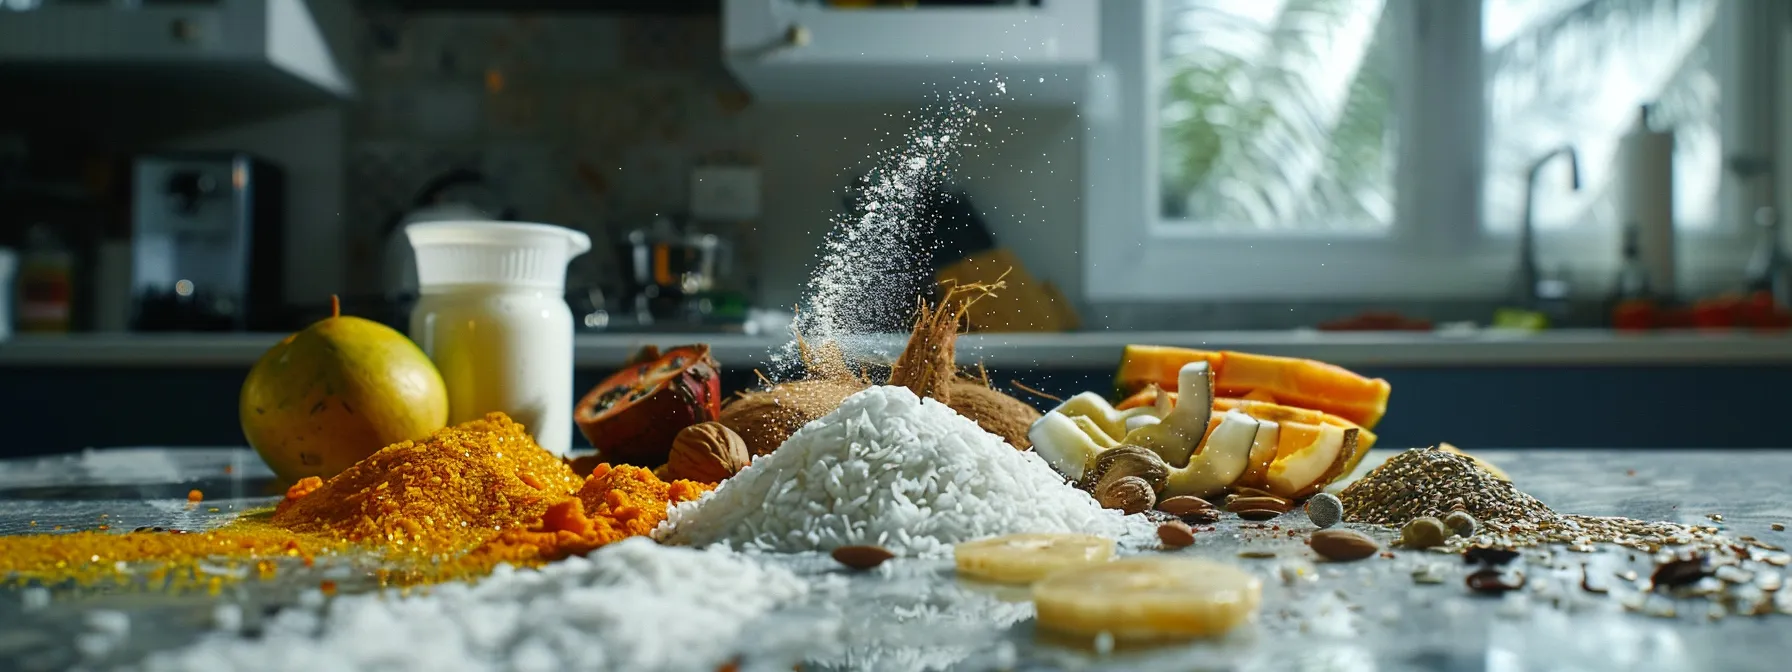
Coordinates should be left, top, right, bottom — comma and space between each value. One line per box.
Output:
1095, 475, 1156, 515
666, 422, 750, 483
1083, 444, 1170, 494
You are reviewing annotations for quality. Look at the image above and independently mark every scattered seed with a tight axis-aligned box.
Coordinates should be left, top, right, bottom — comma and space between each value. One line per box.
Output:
1227, 496, 1292, 514
1231, 487, 1284, 501
1579, 565, 1607, 594
1238, 550, 1277, 559
1399, 517, 1450, 549
1651, 558, 1708, 589
1181, 509, 1222, 525
1304, 493, 1343, 529
1709, 514, 1725, 523
1714, 565, 1754, 585
1157, 521, 1195, 549
1412, 564, 1446, 584
831, 545, 895, 571
1463, 547, 1520, 566
1442, 510, 1478, 537
1236, 509, 1282, 522
1156, 496, 1215, 517
1773, 523, 1785, 532
1466, 568, 1525, 594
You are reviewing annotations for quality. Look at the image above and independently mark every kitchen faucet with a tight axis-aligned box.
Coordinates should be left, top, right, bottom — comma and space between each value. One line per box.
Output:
1515, 145, 1581, 310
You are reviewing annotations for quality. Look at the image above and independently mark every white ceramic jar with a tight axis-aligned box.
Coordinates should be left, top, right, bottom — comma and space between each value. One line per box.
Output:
405, 221, 591, 456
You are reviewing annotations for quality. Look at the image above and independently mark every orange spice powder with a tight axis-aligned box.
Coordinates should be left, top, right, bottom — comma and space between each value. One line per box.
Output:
458, 464, 712, 568
270, 412, 584, 556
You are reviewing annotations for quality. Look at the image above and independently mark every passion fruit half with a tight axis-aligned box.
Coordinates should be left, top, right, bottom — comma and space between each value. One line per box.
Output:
575, 344, 722, 466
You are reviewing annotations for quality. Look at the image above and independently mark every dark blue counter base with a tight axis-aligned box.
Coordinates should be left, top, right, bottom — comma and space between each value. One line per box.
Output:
2, 365, 1787, 457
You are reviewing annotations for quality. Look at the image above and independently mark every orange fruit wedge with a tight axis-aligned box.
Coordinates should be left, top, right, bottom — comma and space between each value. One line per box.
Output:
1114, 346, 1391, 429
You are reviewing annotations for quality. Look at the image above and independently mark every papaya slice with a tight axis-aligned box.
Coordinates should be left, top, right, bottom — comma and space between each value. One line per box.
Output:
1241, 389, 1278, 403
1263, 426, 1358, 501
1114, 346, 1225, 398
1114, 346, 1390, 429
1215, 352, 1389, 429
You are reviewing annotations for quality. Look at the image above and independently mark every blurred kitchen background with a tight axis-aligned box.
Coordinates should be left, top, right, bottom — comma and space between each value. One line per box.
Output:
0, 0, 1790, 453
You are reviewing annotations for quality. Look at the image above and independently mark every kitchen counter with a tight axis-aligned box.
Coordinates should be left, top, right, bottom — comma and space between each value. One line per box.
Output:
2, 329, 1791, 368
1, 447, 1788, 671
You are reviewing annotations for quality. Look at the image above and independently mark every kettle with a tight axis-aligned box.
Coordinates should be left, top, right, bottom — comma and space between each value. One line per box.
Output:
381, 168, 516, 305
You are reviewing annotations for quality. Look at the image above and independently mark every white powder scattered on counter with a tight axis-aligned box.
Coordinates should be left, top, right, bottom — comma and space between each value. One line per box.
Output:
137, 538, 808, 672
656, 386, 1155, 557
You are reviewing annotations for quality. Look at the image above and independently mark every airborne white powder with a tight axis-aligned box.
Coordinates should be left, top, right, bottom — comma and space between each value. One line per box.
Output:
655, 386, 1156, 557
769, 96, 993, 380
137, 538, 809, 672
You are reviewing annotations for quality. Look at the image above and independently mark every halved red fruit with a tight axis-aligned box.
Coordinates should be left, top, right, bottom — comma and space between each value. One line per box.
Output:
575, 344, 722, 467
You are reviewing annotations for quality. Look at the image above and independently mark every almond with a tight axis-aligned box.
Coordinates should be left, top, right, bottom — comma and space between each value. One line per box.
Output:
832, 544, 895, 570
1309, 529, 1379, 562
666, 422, 750, 483
1156, 495, 1215, 517
1235, 508, 1283, 522
1226, 496, 1292, 514
1157, 521, 1196, 549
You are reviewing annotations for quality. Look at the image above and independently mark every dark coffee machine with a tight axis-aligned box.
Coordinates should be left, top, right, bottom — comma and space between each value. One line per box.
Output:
130, 153, 284, 331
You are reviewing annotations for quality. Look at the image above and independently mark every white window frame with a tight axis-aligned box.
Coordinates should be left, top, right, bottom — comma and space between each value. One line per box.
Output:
1084, 0, 1769, 302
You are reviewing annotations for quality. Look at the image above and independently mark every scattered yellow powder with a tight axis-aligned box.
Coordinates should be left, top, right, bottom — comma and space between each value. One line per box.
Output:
0, 520, 346, 590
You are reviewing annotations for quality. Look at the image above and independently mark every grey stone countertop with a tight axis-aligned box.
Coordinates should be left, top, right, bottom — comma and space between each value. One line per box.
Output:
1, 447, 1789, 671
1, 329, 1791, 369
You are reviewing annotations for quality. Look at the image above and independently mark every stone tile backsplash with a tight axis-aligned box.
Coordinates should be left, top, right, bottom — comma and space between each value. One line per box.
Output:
343, 12, 763, 295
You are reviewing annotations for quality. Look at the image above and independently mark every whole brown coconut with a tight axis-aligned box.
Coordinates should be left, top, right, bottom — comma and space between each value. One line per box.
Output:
721, 280, 1041, 455
718, 377, 864, 456
946, 378, 1040, 449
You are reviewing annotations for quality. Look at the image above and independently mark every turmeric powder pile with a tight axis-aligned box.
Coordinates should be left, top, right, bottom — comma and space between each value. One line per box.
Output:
271, 412, 585, 555
0, 412, 720, 591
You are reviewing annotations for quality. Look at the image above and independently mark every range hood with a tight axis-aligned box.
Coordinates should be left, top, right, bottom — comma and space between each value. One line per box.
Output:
0, 0, 356, 144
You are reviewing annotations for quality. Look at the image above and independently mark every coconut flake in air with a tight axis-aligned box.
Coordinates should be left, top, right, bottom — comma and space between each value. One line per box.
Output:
655, 386, 1156, 557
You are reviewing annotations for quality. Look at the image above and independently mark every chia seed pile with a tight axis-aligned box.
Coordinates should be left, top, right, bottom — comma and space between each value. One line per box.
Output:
1340, 446, 1748, 554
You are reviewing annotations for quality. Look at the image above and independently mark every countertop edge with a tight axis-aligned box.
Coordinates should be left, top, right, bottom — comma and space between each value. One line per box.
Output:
0, 330, 1788, 368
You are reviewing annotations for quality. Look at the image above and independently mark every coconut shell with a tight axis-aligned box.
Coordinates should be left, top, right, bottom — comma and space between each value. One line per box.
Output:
718, 378, 866, 456
945, 379, 1040, 450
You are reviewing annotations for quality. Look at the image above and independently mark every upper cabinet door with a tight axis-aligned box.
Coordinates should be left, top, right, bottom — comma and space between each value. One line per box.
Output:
722, 0, 1097, 104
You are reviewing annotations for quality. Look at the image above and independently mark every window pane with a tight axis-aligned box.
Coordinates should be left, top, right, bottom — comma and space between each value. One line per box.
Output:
1483, 0, 1720, 234
1155, 0, 1399, 231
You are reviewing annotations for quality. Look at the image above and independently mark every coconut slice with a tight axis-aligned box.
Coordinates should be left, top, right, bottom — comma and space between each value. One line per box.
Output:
1122, 362, 1214, 468
1049, 392, 1132, 443
1162, 410, 1261, 499
1233, 419, 1281, 490
1027, 412, 1109, 482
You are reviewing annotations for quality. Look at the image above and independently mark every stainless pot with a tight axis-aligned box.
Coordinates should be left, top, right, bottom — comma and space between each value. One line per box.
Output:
619, 217, 729, 323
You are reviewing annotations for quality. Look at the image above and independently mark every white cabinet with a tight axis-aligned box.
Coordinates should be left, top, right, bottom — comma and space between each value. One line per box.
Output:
723, 0, 1097, 104
0, 0, 355, 142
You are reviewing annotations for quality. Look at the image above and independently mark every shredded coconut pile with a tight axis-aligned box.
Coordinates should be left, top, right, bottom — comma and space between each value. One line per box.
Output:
656, 386, 1155, 557
139, 538, 808, 672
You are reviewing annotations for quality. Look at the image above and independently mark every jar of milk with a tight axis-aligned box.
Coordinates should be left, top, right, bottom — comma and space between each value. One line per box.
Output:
405, 221, 591, 456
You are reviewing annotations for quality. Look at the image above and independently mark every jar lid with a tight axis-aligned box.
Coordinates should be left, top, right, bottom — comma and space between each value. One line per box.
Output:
405, 221, 591, 292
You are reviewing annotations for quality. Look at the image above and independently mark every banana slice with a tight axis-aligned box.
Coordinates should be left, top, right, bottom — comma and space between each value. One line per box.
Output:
954, 533, 1117, 585
1033, 557, 1263, 641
